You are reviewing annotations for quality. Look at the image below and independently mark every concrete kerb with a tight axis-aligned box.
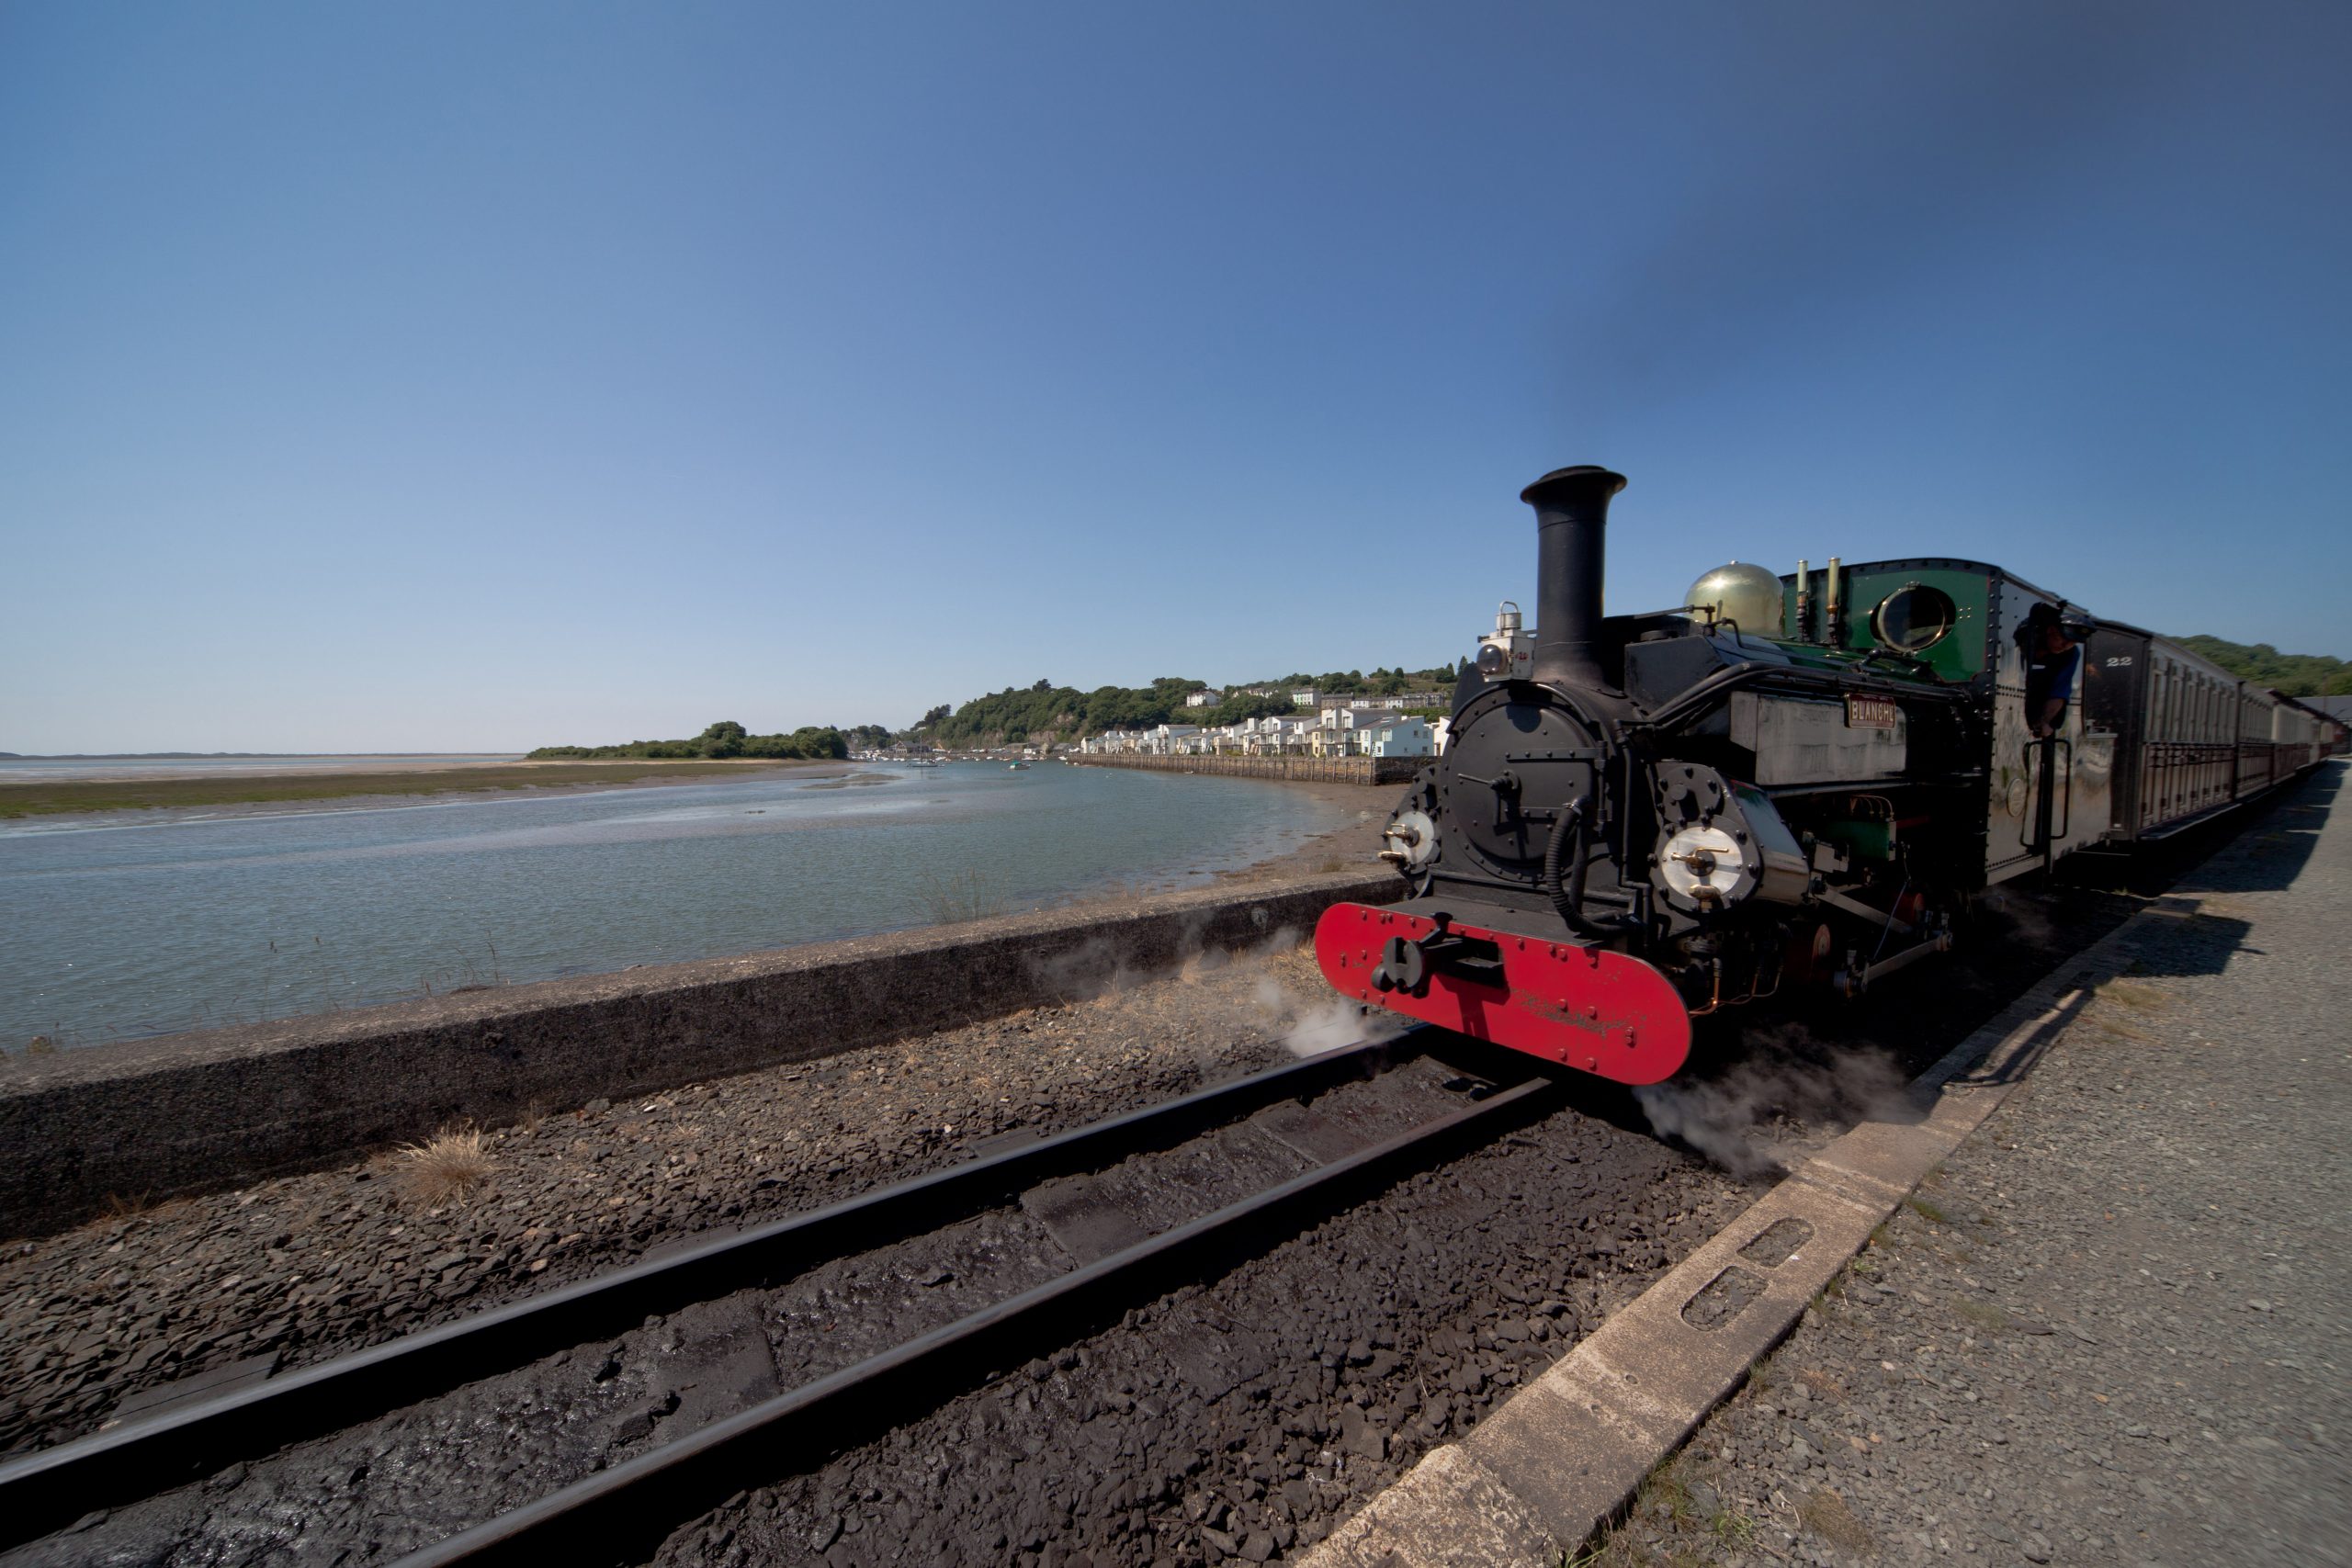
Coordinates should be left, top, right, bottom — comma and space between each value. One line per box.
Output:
0, 870, 1399, 1239
1303, 919, 2154, 1568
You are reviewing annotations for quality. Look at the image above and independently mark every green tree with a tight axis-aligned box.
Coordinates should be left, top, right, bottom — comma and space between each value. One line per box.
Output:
2177, 637, 2351, 698
1204, 692, 1296, 726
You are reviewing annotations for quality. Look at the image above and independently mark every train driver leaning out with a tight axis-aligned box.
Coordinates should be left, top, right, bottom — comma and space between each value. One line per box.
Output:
2014, 603, 2086, 740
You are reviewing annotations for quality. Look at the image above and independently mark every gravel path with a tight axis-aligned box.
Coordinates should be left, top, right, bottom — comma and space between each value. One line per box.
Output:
1600, 764, 2351, 1568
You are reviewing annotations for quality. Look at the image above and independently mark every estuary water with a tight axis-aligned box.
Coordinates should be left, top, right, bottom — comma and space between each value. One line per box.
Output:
0, 762, 1361, 1051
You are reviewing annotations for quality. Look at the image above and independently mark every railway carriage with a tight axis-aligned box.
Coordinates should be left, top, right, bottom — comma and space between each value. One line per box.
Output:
1315, 465, 2334, 1086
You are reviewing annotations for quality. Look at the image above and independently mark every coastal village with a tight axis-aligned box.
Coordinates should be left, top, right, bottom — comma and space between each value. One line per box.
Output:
1080, 685, 1446, 760
864, 686, 1451, 763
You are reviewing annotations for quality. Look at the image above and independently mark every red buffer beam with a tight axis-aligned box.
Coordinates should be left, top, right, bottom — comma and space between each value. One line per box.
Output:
1315, 904, 1692, 1085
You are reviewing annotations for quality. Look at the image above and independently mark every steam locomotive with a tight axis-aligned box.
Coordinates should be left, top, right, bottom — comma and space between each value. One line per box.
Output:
1312, 466, 2340, 1085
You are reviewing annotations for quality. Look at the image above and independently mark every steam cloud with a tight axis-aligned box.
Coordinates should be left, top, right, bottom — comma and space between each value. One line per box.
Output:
1250, 977, 1408, 1058
1634, 1032, 1915, 1179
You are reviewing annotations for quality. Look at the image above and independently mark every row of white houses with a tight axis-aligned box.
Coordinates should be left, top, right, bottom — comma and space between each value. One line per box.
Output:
1079, 706, 1446, 759
1182, 686, 1448, 713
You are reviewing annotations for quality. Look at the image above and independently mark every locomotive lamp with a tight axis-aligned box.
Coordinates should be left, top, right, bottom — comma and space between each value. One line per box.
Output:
1474, 600, 1532, 681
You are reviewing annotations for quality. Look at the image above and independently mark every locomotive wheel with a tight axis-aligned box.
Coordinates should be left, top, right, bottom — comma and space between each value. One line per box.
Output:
1784, 919, 1837, 985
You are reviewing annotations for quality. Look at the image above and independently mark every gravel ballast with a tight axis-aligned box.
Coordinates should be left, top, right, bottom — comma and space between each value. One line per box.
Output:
1598, 766, 2350, 1568
0, 943, 1358, 1459
647, 1088, 1750, 1568
10, 1055, 1557, 1565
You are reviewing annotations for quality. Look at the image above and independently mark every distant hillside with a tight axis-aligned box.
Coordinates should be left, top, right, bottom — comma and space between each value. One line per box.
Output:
918, 664, 1460, 748
923, 680, 1284, 747
2176, 637, 2352, 698
529, 721, 850, 761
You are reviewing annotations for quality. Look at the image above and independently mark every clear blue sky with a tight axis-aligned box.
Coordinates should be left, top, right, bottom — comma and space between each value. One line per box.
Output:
4, 1, 2346, 752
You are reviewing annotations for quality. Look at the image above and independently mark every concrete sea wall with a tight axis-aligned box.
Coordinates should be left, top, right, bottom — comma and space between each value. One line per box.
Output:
1072, 753, 1422, 785
0, 869, 1399, 1238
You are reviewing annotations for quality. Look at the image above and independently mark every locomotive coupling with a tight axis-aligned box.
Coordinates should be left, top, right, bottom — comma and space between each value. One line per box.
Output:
1369, 912, 1500, 995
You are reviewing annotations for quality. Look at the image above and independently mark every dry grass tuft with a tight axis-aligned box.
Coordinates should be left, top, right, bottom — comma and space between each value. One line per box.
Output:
917, 867, 1005, 925
1954, 1299, 2012, 1331
2098, 978, 2168, 1011
1799, 1487, 1875, 1553
1710, 1508, 1757, 1546
1635, 1462, 1695, 1527
1794, 1365, 1848, 1400
393, 1123, 496, 1205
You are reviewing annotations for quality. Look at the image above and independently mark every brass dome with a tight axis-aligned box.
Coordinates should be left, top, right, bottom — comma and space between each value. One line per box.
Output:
1685, 562, 1784, 637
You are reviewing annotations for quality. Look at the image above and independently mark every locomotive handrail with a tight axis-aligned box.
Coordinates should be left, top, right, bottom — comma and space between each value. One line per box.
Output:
2018, 737, 2073, 853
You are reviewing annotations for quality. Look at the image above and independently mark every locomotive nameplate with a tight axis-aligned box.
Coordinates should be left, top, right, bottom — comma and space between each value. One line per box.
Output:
1845, 694, 1899, 730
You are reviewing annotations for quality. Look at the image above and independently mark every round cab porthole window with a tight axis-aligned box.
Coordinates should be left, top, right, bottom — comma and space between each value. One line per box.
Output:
1870, 584, 1958, 652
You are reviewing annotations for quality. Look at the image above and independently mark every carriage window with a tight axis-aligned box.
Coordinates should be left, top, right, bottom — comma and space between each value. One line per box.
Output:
1869, 585, 1958, 652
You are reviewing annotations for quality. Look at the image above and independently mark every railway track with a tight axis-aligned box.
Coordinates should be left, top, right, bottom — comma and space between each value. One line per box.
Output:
0, 1028, 1567, 1567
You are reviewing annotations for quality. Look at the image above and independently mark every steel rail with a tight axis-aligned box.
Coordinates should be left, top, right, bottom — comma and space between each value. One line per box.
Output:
396, 1072, 1564, 1568
0, 1032, 1424, 1548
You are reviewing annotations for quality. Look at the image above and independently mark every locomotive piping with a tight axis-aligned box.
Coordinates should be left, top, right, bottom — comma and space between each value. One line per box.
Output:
1542, 795, 1636, 940
1520, 465, 1627, 692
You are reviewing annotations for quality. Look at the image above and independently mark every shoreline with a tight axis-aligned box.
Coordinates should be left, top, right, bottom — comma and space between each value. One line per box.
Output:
1206, 776, 1399, 881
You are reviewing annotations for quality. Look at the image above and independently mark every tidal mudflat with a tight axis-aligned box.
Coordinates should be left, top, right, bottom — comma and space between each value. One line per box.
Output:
0, 755, 831, 819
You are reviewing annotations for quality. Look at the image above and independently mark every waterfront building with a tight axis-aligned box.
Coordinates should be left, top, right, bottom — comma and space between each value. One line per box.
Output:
1138, 724, 1203, 755
1362, 716, 1436, 758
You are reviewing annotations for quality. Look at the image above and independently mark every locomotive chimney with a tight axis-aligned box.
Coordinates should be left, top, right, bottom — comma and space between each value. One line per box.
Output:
1520, 464, 1627, 690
